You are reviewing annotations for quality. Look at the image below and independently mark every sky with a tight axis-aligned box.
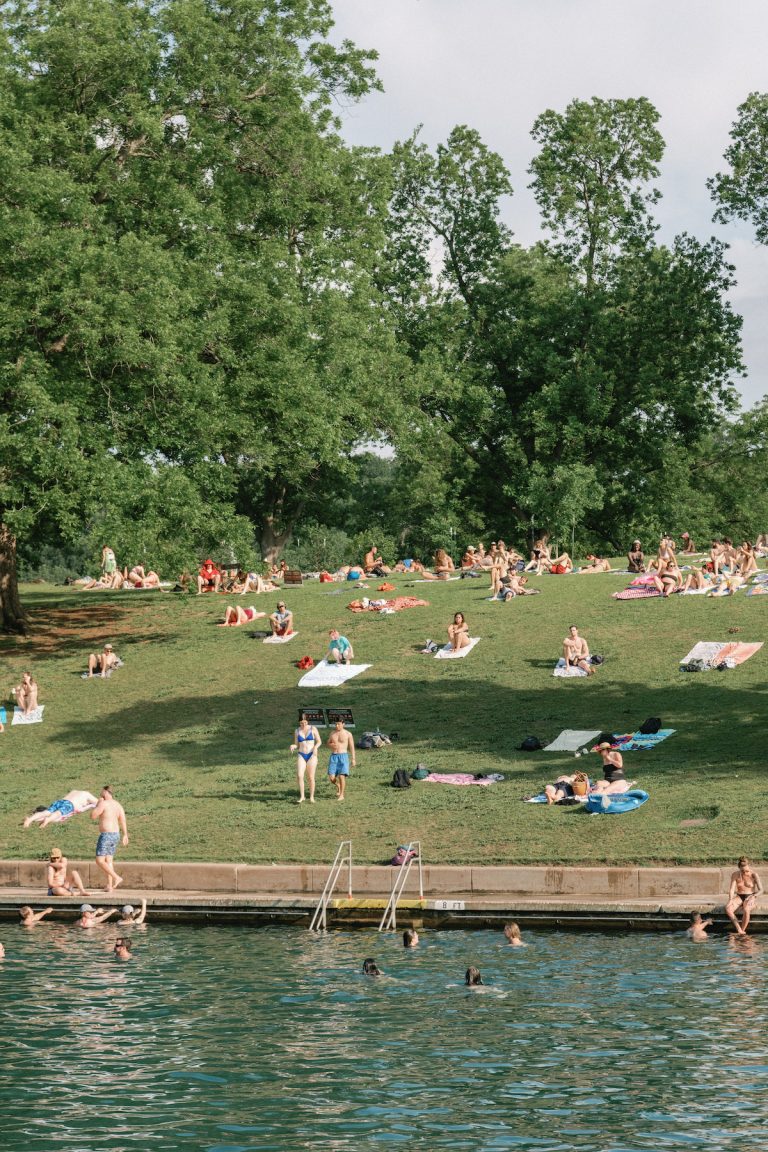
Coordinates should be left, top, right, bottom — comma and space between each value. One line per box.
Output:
329, 0, 768, 408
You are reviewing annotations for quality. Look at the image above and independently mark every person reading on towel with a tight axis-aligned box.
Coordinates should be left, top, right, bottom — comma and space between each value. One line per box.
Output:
562, 625, 593, 674
270, 601, 293, 637
447, 612, 471, 652
327, 629, 354, 664
627, 541, 645, 573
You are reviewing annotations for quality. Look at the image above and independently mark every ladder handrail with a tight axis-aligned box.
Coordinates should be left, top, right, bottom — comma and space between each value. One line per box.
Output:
378, 841, 423, 932
309, 840, 352, 931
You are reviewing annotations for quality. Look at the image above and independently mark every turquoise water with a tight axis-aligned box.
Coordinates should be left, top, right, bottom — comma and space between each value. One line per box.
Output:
2, 924, 767, 1151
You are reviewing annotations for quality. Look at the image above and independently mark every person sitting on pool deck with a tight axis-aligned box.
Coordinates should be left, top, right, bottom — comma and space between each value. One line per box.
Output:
197, 559, 222, 595
326, 629, 353, 664
726, 856, 764, 936
45, 848, 89, 897
326, 719, 356, 801
269, 601, 294, 636
562, 625, 593, 674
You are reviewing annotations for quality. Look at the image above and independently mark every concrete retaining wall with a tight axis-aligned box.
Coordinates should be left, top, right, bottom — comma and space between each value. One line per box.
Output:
0, 860, 729, 896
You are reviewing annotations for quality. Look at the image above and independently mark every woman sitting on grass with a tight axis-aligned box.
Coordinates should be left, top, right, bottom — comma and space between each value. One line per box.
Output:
14, 672, 39, 716
651, 557, 683, 597
736, 541, 758, 579
447, 611, 471, 652
524, 536, 551, 574
681, 565, 713, 592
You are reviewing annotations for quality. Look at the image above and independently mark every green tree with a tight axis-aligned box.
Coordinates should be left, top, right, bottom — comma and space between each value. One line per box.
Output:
709, 92, 768, 242
0, 0, 399, 629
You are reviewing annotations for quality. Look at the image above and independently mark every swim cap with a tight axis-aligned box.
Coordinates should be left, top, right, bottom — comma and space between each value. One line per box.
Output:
121, 905, 134, 916
80, 904, 95, 913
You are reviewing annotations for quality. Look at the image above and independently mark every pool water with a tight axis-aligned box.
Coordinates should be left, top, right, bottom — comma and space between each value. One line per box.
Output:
2, 924, 767, 1151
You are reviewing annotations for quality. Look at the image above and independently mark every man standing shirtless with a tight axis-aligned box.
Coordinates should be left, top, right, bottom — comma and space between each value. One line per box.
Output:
726, 856, 763, 935
326, 720, 356, 801
91, 785, 129, 892
563, 625, 594, 675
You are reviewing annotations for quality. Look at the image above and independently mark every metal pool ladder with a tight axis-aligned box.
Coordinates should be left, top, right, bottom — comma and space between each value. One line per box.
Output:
378, 841, 423, 932
309, 840, 353, 931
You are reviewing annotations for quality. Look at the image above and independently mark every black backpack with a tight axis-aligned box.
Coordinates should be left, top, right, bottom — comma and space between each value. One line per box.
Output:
639, 717, 662, 734
518, 736, 543, 752
391, 769, 411, 789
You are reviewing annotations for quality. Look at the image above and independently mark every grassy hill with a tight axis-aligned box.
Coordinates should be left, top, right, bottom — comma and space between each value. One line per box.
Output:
0, 571, 764, 866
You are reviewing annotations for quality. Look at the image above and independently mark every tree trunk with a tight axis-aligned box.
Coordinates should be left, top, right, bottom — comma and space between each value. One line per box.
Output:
259, 516, 293, 566
0, 523, 27, 634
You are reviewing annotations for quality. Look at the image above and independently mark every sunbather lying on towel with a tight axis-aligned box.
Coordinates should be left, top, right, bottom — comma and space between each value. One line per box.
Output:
578, 555, 613, 573
219, 605, 267, 627
546, 552, 573, 574
125, 565, 161, 588
544, 773, 589, 804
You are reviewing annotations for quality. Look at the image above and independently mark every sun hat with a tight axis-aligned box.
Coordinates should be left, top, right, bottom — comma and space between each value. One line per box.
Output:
80, 904, 95, 913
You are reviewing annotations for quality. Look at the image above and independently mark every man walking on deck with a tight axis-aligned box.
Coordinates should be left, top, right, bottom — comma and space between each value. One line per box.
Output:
91, 785, 129, 892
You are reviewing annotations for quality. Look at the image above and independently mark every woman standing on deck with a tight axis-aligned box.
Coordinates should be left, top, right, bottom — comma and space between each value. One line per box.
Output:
290, 715, 322, 804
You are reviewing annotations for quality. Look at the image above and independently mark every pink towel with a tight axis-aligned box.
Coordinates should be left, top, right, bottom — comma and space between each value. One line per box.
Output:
424, 772, 497, 786
613, 587, 661, 600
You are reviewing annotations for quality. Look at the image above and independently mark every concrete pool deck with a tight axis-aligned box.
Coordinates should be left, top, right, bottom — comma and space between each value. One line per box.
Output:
0, 860, 763, 931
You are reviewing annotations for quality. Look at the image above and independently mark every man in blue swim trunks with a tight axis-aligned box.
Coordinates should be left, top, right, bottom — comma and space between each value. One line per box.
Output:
91, 785, 129, 892
326, 719, 356, 800
23, 789, 99, 829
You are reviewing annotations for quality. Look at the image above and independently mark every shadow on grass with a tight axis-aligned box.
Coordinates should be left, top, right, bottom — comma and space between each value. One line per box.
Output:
1, 593, 181, 658
50, 671, 768, 782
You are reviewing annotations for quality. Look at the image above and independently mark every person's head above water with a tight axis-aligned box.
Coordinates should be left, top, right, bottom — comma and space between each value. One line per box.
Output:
362, 958, 382, 976
465, 966, 483, 986
403, 929, 419, 948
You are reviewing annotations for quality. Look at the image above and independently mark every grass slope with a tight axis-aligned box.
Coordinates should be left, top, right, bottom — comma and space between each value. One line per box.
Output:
0, 573, 764, 866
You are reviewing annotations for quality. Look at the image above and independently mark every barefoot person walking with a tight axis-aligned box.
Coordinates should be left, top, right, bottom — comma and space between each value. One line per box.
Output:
290, 715, 322, 804
326, 719, 356, 801
91, 785, 129, 892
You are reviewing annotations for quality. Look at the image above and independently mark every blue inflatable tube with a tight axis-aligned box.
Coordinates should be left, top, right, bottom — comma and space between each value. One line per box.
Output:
585, 789, 649, 815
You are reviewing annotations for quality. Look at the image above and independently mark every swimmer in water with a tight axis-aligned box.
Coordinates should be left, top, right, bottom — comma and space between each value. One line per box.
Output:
114, 937, 133, 960
686, 912, 713, 942
465, 966, 484, 986
403, 928, 419, 948
19, 906, 54, 927
362, 958, 382, 976
117, 898, 147, 927
503, 922, 526, 947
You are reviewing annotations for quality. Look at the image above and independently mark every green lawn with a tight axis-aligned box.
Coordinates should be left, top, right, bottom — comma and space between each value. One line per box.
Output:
0, 571, 765, 866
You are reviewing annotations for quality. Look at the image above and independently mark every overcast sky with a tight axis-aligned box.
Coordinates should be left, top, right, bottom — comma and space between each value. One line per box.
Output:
330, 0, 768, 408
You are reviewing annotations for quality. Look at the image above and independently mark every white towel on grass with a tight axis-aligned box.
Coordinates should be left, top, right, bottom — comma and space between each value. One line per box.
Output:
262, 632, 298, 644
680, 642, 725, 667
298, 660, 371, 688
12, 705, 44, 725
543, 729, 602, 752
434, 637, 480, 659
553, 658, 588, 678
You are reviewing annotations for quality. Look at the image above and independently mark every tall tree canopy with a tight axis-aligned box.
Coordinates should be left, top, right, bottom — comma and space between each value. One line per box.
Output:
0, 0, 411, 630
709, 92, 768, 243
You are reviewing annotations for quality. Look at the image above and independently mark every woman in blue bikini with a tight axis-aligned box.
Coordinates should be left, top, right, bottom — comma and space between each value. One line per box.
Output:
290, 715, 322, 804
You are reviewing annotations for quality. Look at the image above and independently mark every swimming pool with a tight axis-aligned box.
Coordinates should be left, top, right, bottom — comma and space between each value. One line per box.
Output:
2, 924, 766, 1151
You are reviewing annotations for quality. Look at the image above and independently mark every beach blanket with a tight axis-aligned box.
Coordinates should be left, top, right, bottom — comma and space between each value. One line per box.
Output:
262, 632, 298, 644
424, 772, 504, 786
544, 729, 602, 752
414, 576, 461, 583
348, 596, 428, 613
596, 729, 675, 751
612, 586, 661, 600
297, 660, 371, 688
680, 641, 725, 668
553, 658, 588, 678
434, 637, 481, 659
747, 585, 768, 596
12, 705, 45, 725
713, 641, 762, 667
680, 585, 712, 595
